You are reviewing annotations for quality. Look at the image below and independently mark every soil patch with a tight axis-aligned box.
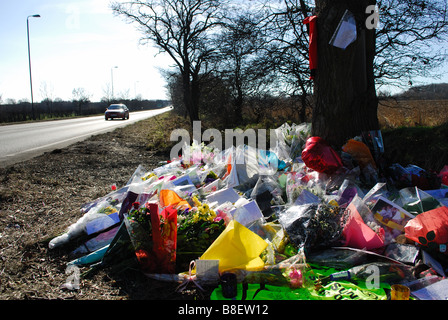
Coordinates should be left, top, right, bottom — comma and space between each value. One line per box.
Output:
0, 112, 202, 300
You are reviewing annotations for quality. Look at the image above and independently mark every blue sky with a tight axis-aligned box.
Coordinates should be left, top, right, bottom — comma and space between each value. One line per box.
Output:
0, 0, 172, 102
0, 1, 447, 103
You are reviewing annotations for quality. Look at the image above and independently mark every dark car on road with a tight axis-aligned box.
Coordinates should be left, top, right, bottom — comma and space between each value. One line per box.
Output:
105, 104, 129, 120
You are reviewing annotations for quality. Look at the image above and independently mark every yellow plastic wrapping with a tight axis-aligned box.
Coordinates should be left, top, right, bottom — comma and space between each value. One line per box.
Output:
200, 220, 268, 272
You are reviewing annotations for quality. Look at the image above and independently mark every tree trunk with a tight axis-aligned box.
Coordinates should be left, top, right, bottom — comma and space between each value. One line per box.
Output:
181, 71, 200, 126
191, 73, 201, 122
312, 0, 379, 149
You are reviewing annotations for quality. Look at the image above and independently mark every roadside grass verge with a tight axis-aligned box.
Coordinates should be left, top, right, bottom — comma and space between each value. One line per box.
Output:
119, 110, 448, 173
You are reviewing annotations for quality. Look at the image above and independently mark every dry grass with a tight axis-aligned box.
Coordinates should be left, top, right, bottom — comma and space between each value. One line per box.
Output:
378, 99, 448, 128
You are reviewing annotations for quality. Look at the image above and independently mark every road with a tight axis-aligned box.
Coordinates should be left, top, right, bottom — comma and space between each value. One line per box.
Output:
0, 107, 172, 168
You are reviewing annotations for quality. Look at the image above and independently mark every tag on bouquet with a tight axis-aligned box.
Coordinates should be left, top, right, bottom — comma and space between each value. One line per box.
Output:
196, 259, 220, 285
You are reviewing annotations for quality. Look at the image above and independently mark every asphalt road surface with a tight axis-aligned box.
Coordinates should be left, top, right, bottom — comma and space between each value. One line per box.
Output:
0, 107, 172, 168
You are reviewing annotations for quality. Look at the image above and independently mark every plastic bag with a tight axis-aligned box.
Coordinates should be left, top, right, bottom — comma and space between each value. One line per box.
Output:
405, 206, 448, 252
302, 137, 343, 175
154, 205, 178, 274
342, 139, 377, 170
399, 187, 442, 215
125, 203, 177, 274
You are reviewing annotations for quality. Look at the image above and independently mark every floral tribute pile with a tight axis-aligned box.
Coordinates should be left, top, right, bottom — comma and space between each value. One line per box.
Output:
49, 123, 448, 300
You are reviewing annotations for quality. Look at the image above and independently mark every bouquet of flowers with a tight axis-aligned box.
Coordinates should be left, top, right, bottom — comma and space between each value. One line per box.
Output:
176, 196, 226, 268
279, 203, 348, 252
274, 122, 311, 161
124, 202, 154, 273
125, 201, 178, 274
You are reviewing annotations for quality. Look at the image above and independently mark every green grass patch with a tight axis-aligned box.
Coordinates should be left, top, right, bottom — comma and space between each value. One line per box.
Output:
145, 111, 191, 155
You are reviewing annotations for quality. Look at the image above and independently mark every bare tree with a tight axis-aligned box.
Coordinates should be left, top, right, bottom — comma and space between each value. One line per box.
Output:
116, 88, 131, 101
40, 82, 55, 102
261, 0, 314, 122
309, 0, 448, 147
374, 0, 448, 88
216, 12, 269, 123
40, 82, 55, 115
72, 88, 91, 115
101, 83, 114, 105
111, 0, 223, 124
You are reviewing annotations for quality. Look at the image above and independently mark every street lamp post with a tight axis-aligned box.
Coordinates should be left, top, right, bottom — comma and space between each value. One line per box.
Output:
111, 66, 118, 100
27, 14, 40, 120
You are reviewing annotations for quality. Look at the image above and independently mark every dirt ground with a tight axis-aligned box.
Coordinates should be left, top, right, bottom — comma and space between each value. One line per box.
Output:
0, 113, 207, 300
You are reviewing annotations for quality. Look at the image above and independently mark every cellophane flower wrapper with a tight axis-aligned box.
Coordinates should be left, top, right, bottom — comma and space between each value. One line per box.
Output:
273, 123, 311, 162
153, 205, 178, 274
279, 203, 348, 251
124, 202, 178, 274
285, 172, 307, 204
176, 197, 226, 269
124, 206, 156, 273
49, 196, 122, 250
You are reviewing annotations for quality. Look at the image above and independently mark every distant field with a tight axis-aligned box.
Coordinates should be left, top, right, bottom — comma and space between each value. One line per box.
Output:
244, 98, 448, 130
378, 99, 448, 128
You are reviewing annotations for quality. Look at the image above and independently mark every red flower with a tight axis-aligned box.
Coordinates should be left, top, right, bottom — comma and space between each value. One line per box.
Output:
132, 202, 141, 210
135, 249, 150, 264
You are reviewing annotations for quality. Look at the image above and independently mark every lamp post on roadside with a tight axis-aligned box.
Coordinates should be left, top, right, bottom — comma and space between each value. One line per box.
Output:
27, 14, 40, 121
111, 66, 118, 100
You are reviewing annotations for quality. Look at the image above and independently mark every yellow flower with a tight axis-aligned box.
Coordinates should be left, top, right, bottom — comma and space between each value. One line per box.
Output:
201, 209, 214, 222
192, 213, 200, 223
142, 172, 157, 181
192, 196, 202, 207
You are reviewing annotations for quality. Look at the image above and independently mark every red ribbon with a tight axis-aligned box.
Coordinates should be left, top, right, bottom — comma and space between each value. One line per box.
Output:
303, 16, 318, 80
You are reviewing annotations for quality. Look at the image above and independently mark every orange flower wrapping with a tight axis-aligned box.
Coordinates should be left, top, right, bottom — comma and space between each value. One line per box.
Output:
405, 206, 448, 250
148, 204, 178, 274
